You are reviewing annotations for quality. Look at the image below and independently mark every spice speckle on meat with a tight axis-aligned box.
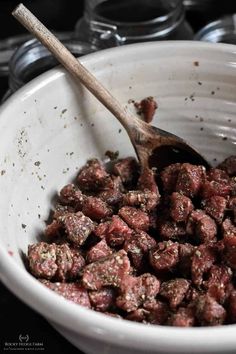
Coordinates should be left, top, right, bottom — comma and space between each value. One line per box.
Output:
28, 155, 236, 326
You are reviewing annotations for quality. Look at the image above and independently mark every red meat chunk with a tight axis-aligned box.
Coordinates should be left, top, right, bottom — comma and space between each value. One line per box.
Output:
202, 196, 227, 224
143, 300, 169, 325
160, 279, 190, 309
137, 167, 159, 195
149, 241, 179, 271
161, 163, 181, 193
204, 265, 232, 303
170, 192, 193, 222
59, 184, 84, 208
52, 204, 74, 220
228, 197, 236, 223
94, 221, 109, 239
86, 239, 113, 263
82, 196, 112, 221
116, 273, 160, 312
186, 210, 217, 244
60, 212, 94, 246
176, 163, 205, 198
159, 220, 186, 240
178, 243, 195, 276
98, 176, 123, 206
45, 219, 62, 239
118, 206, 149, 231
77, 159, 109, 191
134, 96, 158, 123
127, 300, 168, 325
82, 250, 130, 290
122, 189, 159, 212
222, 219, 236, 270
28, 242, 57, 279
195, 295, 226, 326
218, 156, 236, 176
201, 168, 231, 198
69, 248, 85, 279
105, 215, 133, 247
55, 243, 74, 282
126, 308, 149, 323
89, 288, 115, 312
168, 307, 195, 327
227, 290, 236, 323
124, 231, 156, 269
40, 280, 91, 308
113, 157, 138, 185
191, 244, 216, 286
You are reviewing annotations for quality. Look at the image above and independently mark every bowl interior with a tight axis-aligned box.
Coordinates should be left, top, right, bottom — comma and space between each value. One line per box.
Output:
0, 41, 236, 351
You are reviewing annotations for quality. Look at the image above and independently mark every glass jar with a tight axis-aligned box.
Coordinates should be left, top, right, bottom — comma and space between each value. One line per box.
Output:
195, 14, 236, 44
8, 32, 97, 93
75, 0, 193, 48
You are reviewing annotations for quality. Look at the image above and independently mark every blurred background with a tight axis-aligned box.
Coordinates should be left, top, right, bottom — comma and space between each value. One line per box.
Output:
0, 0, 236, 353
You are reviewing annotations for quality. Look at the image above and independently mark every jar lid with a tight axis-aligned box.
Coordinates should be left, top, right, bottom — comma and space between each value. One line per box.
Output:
194, 14, 236, 43
0, 34, 32, 76
9, 33, 97, 92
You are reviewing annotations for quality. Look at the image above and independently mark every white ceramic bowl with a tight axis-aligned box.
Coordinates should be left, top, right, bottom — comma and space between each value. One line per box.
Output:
0, 41, 236, 354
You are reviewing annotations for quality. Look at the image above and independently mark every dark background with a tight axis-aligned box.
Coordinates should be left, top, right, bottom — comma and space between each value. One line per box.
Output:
0, 1, 236, 353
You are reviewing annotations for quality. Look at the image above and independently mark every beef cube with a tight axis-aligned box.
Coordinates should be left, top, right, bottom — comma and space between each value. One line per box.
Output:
201, 168, 231, 198
227, 290, 236, 323
231, 177, 236, 196
98, 175, 124, 206
191, 244, 216, 286
178, 243, 195, 276
195, 295, 226, 326
122, 189, 159, 212
186, 210, 217, 244
59, 184, 84, 208
126, 308, 149, 323
124, 231, 156, 269
77, 159, 109, 191
149, 241, 179, 271
143, 300, 169, 325
105, 215, 133, 247
113, 157, 138, 185
170, 192, 193, 222
45, 219, 62, 239
222, 219, 236, 270
202, 196, 227, 224
89, 288, 115, 312
55, 243, 73, 282
82, 196, 112, 221
176, 163, 205, 198
118, 206, 149, 231
137, 167, 159, 195
87, 239, 113, 263
82, 250, 130, 290
161, 163, 181, 193
28, 242, 57, 279
228, 197, 236, 223
167, 307, 195, 327
160, 279, 190, 309
218, 156, 236, 176
134, 96, 158, 123
159, 220, 186, 240
52, 204, 74, 219
69, 248, 85, 279
40, 280, 91, 308
60, 212, 94, 246
204, 265, 232, 304
94, 221, 109, 239
116, 273, 160, 312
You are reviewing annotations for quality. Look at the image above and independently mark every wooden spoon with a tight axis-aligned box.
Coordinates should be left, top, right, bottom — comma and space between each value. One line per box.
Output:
12, 4, 210, 170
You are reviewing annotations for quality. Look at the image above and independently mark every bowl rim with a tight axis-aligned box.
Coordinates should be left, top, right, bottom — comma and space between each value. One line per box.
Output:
1, 40, 236, 351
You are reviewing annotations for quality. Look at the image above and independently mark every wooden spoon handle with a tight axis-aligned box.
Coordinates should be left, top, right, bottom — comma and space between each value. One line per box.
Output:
12, 3, 138, 133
